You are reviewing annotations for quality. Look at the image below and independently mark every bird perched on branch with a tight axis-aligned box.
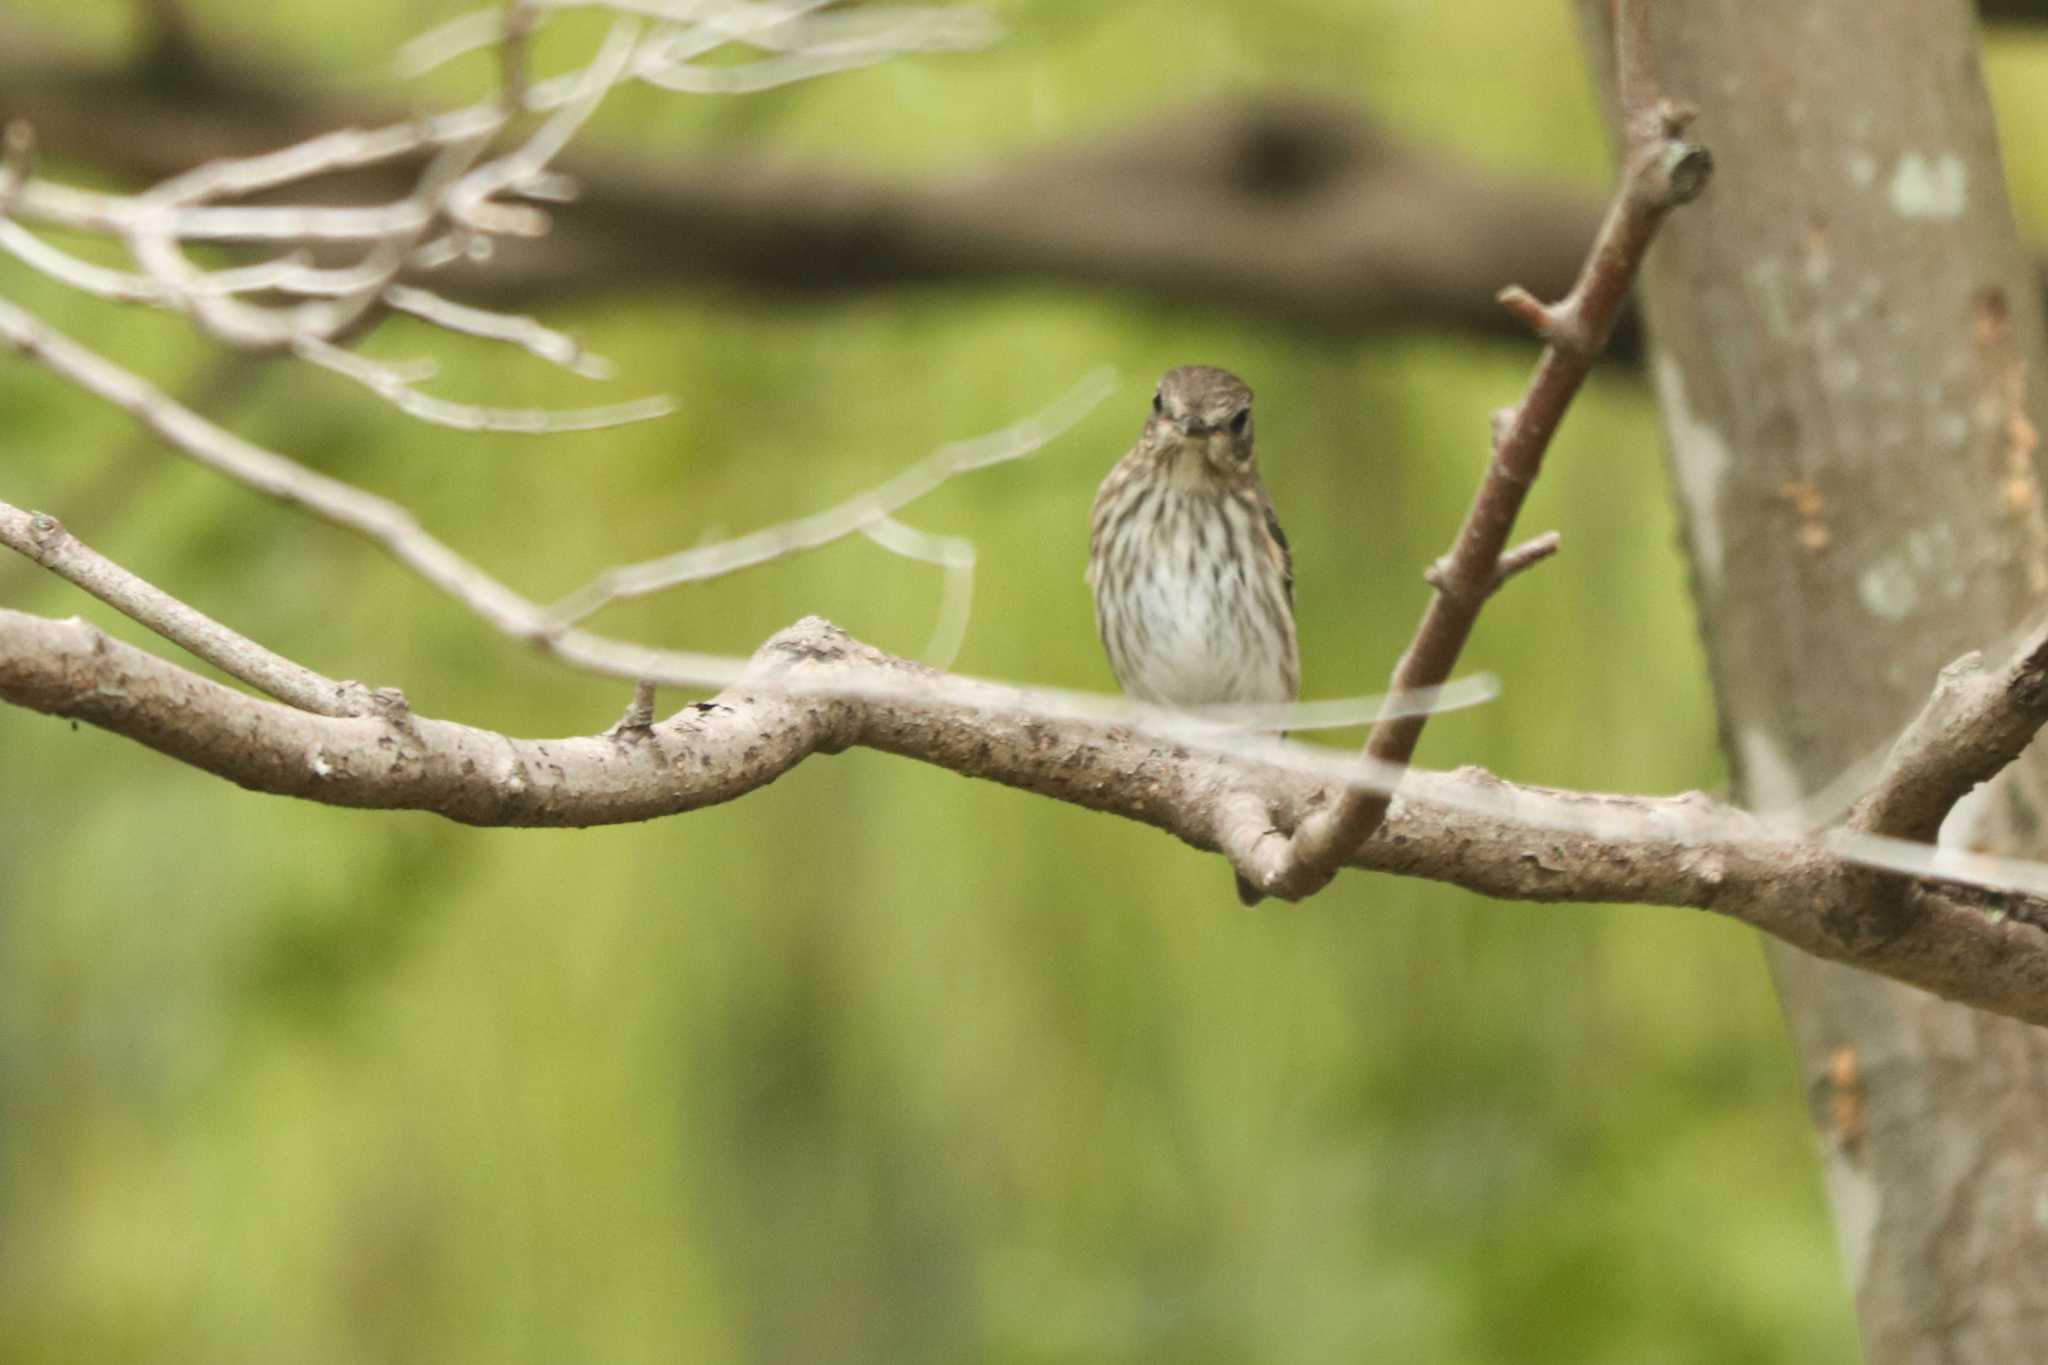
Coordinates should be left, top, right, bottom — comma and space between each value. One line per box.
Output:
1087, 364, 1299, 905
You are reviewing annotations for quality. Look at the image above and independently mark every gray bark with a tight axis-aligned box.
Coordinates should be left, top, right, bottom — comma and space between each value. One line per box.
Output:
1583, 0, 2048, 1358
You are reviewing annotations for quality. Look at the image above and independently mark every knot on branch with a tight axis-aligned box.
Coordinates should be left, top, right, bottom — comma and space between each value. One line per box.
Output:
758, 615, 858, 669
367, 685, 413, 725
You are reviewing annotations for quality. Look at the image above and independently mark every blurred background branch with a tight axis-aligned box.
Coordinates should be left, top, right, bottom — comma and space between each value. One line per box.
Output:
4, 4, 2046, 353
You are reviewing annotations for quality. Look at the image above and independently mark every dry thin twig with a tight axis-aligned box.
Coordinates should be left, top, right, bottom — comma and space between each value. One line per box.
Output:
0, 0, 1025, 685
4, 4, 992, 436
0, 502, 373, 717
540, 367, 1119, 629
292, 334, 673, 433
0, 295, 1115, 688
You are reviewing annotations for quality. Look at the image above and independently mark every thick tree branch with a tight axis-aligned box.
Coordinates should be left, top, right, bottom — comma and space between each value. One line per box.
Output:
5, 604, 2048, 1023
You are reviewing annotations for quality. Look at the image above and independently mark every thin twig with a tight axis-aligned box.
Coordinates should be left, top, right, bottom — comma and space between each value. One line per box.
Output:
1424, 530, 1562, 604
498, 1, 537, 119
859, 515, 975, 668
293, 335, 673, 433
0, 501, 374, 716
382, 284, 613, 378
540, 367, 1118, 630
0, 295, 1125, 691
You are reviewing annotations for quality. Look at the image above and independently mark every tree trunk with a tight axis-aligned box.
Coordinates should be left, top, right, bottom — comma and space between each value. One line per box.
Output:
1579, 1, 2048, 1359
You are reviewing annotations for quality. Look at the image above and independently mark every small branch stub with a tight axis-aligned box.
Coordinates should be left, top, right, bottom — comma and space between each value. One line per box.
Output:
1496, 286, 1594, 355
1495, 530, 1563, 585
1424, 531, 1562, 604
610, 679, 659, 737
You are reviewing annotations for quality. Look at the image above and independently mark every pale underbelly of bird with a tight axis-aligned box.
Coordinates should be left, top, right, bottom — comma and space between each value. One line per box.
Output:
1101, 553, 1295, 707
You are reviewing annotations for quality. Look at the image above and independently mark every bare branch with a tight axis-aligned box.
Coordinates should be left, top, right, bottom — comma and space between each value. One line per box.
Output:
0, 220, 167, 303
0, 501, 374, 717
858, 515, 975, 668
292, 334, 673, 432
6, 606, 2047, 1025
629, 0, 997, 93
1255, 0, 1712, 901
540, 367, 1118, 630
1, 65, 1611, 339
381, 284, 613, 378
0, 296, 1127, 697
0, 293, 543, 637
498, 1, 538, 119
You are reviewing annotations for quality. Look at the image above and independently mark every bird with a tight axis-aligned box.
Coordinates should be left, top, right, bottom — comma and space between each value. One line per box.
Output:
1087, 364, 1299, 905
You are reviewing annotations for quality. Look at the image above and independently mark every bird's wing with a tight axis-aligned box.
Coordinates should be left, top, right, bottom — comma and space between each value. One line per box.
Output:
1260, 490, 1294, 607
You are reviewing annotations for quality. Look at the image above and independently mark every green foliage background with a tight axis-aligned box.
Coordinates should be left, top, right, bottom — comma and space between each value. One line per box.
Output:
6, 2, 2047, 1360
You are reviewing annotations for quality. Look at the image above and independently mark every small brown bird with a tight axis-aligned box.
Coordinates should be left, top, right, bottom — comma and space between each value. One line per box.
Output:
1087, 365, 1299, 904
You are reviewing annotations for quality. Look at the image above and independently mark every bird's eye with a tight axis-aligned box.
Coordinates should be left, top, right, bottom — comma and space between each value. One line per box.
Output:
1151, 392, 1164, 416
1229, 407, 1251, 435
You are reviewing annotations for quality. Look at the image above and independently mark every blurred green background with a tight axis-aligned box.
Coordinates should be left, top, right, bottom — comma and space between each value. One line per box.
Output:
7, 2, 2047, 1361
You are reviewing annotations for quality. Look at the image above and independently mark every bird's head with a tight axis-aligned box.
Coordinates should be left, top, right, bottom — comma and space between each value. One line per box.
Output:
1143, 364, 1256, 482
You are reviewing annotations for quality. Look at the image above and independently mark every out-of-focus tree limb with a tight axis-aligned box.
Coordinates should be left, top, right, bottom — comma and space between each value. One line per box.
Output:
1979, 0, 2048, 22
9, 15, 2048, 350
0, 16, 1595, 340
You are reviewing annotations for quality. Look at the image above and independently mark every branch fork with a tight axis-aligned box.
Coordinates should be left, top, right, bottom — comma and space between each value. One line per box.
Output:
1424, 531, 1562, 606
